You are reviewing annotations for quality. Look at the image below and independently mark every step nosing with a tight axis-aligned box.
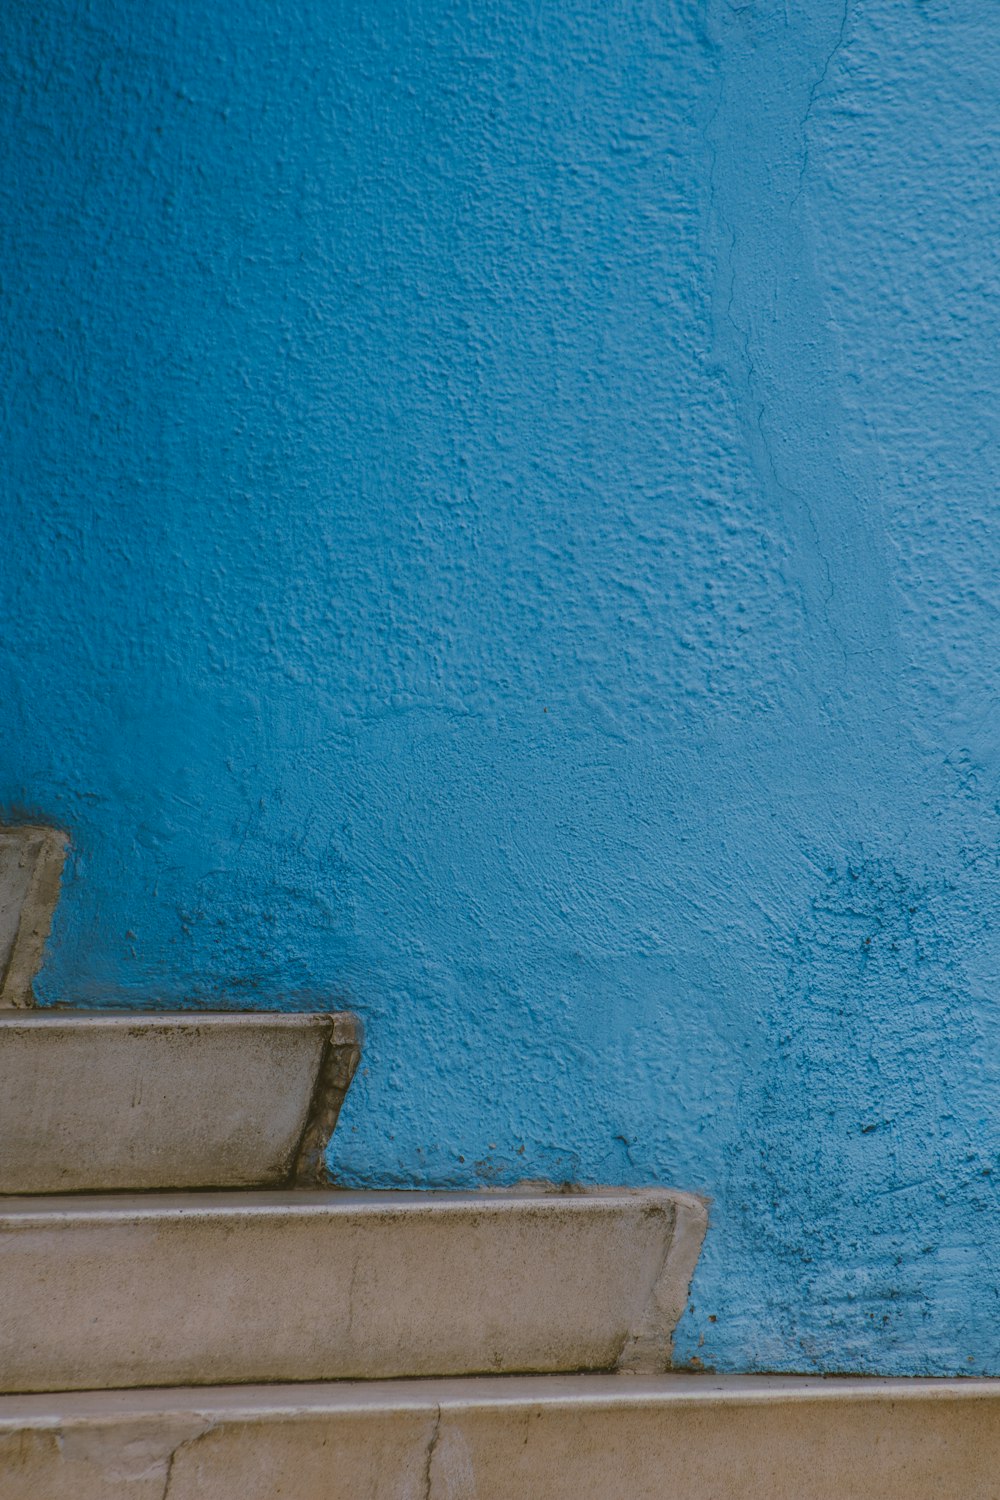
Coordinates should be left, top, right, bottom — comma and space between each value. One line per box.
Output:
3, 1373, 1000, 1425
0, 1187, 679, 1219
0, 1012, 334, 1027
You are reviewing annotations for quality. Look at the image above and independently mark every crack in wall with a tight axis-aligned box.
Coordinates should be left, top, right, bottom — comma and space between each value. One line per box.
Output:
159, 1421, 218, 1500
160, 1446, 177, 1500
421, 1407, 442, 1500
793, 0, 851, 207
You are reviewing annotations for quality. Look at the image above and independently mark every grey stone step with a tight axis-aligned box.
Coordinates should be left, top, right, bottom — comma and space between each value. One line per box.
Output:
0, 1188, 706, 1393
2, 1373, 999, 1499
0, 1010, 361, 1193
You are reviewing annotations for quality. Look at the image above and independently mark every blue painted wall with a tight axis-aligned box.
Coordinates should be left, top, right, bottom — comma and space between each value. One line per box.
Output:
2, 0, 999, 1374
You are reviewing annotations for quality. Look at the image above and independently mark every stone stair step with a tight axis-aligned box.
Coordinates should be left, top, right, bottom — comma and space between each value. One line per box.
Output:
2, 1372, 998, 1500
0, 1187, 706, 1393
0, 1010, 361, 1193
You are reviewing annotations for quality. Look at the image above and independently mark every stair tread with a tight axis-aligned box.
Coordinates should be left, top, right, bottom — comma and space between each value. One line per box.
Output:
3, 1374, 998, 1500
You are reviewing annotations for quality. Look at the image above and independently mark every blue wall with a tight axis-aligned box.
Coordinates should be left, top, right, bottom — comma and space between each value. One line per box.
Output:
3, 0, 1000, 1374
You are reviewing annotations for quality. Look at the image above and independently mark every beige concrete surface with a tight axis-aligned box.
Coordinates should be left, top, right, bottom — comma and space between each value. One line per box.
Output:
1, 1374, 999, 1499
0, 1188, 705, 1392
0, 1010, 360, 1193
0, 825, 66, 1009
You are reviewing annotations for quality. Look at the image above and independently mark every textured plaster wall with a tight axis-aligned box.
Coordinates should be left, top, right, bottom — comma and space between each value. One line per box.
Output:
2, 0, 999, 1374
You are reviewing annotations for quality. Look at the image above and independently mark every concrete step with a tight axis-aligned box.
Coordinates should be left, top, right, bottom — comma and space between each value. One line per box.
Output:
0, 1010, 361, 1192
0, 1188, 706, 1393
2, 1373, 998, 1499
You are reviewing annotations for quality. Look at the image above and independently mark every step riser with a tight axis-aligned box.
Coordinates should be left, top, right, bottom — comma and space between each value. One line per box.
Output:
0, 1190, 704, 1392
0, 1011, 360, 1192
2, 1377, 998, 1500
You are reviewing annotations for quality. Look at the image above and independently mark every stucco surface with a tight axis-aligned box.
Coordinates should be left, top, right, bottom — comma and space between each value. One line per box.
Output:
1, 0, 999, 1373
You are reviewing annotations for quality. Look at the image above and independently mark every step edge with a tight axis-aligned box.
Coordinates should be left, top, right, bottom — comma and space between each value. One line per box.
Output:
0, 1009, 360, 1032
0, 1185, 692, 1222
3, 1373, 1000, 1428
